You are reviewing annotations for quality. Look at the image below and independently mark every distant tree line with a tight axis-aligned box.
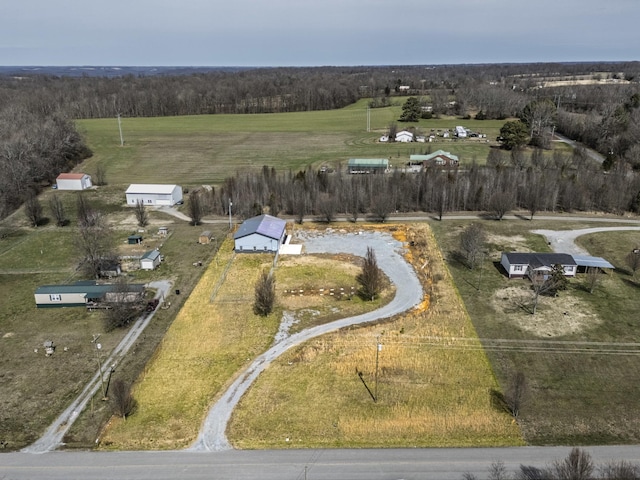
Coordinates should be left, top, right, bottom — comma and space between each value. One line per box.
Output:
1, 61, 640, 220
0, 105, 91, 219
207, 153, 640, 222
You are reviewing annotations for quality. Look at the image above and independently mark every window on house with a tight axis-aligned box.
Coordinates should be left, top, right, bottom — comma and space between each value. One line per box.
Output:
49, 294, 62, 302
514, 265, 523, 271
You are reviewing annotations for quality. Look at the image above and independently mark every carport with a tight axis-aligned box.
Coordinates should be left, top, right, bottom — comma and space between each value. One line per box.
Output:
572, 255, 615, 273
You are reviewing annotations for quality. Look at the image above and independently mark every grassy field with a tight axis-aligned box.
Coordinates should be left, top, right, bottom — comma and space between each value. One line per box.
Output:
99, 235, 394, 450
228, 224, 523, 448
430, 218, 640, 445
76, 101, 510, 187
0, 188, 227, 449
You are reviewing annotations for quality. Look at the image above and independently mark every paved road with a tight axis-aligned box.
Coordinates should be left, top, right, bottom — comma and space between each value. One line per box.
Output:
22, 281, 172, 454
190, 230, 424, 451
4, 446, 640, 479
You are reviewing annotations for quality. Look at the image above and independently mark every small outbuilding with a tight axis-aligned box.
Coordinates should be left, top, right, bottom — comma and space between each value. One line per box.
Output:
140, 250, 162, 270
128, 234, 143, 245
395, 130, 414, 143
234, 214, 286, 253
199, 231, 213, 244
56, 173, 93, 191
125, 184, 183, 206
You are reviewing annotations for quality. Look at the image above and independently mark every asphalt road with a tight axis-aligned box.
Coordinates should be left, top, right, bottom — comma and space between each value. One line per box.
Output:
4, 446, 640, 480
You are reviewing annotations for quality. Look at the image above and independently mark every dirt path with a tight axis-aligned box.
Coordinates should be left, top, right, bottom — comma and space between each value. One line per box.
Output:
22, 280, 173, 454
189, 229, 423, 452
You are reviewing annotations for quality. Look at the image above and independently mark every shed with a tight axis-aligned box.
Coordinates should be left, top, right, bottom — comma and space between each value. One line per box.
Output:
140, 250, 162, 270
199, 231, 213, 244
125, 184, 183, 206
158, 226, 169, 236
234, 214, 286, 253
128, 234, 143, 245
56, 173, 93, 191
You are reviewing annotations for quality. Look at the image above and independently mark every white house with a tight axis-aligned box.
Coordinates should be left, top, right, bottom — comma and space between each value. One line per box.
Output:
140, 250, 162, 270
455, 126, 467, 138
125, 184, 183, 206
56, 173, 92, 191
395, 130, 414, 143
500, 252, 577, 279
234, 214, 286, 253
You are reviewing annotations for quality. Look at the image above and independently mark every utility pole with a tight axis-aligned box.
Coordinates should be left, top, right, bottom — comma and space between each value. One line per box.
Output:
228, 200, 233, 229
117, 113, 124, 147
367, 106, 370, 132
374, 337, 382, 402
91, 334, 107, 400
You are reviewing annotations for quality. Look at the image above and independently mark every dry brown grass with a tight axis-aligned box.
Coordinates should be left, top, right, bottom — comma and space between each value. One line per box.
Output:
228, 224, 524, 448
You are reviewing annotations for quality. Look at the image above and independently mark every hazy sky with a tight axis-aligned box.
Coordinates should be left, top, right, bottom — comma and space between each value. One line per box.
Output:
1, 0, 638, 66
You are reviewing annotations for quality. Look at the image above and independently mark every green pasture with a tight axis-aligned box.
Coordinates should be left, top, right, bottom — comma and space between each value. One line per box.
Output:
430, 219, 640, 445
76, 102, 510, 187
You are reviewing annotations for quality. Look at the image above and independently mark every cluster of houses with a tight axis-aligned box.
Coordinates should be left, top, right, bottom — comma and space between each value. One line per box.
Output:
379, 126, 486, 144
347, 150, 460, 175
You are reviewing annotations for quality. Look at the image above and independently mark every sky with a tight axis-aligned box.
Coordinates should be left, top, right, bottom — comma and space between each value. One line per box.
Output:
1, 0, 639, 67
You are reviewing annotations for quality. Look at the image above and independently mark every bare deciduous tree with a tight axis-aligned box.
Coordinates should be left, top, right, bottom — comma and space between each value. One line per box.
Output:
625, 250, 640, 277
551, 448, 594, 480
188, 190, 203, 226
75, 208, 117, 279
504, 371, 528, 420
357, 247, 382, 301
583, 266, 603, 294
134, 199, 149, 228
459, 223, 487, 270
253, 269, 276, 316
110, 379, 136, 420
102, 278, 145, 331
24, 193, 43, 227
94, 163, 107, 186
48, 193, 67, 227
489, 191, 514, 220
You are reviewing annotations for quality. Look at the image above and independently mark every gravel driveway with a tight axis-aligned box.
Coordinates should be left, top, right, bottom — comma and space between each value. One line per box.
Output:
190, 229, 423, 451
533, 226, 640, 255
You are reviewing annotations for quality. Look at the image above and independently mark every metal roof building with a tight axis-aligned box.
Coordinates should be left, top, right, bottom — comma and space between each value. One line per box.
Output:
234, 214, 286, 253
125, 184, 183, 206
347, 158, 389, 174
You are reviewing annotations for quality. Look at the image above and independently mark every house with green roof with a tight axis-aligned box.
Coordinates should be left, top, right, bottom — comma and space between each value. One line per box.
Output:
347, 158, 389, 174
409, 150, 459, 168
34, 281, 145, 308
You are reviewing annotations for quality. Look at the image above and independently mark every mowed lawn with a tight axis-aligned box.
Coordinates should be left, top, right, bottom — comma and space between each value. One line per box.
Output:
75, 101, 508, 186
430, 220, 640, 445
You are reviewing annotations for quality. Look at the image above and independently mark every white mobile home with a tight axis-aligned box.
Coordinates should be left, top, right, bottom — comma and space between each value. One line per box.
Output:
500, 252, 577, 279
125, 184, 183, 206
56, 173, 93, 191
34, 281, 145, 308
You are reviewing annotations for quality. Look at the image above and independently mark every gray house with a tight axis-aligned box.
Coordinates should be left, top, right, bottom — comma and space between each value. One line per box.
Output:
34, 281, 145, 308
234, 214, 286, 253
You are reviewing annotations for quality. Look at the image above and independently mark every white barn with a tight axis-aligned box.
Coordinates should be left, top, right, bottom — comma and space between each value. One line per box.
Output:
234, 214, 286, 253
56, 173, 93, 191
395, 130, 414, 143
125, 184, 183, 206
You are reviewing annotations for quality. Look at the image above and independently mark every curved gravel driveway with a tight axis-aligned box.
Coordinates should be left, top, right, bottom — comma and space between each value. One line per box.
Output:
533, 226, 640, 255
190, 230, 423, 452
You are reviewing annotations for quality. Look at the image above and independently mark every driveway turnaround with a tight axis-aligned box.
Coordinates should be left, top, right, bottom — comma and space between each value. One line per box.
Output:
190, 229, 424, 451
533, 226, 640, 255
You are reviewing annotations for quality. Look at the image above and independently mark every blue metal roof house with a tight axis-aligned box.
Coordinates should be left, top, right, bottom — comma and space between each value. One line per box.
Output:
233, 214, 286, 253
